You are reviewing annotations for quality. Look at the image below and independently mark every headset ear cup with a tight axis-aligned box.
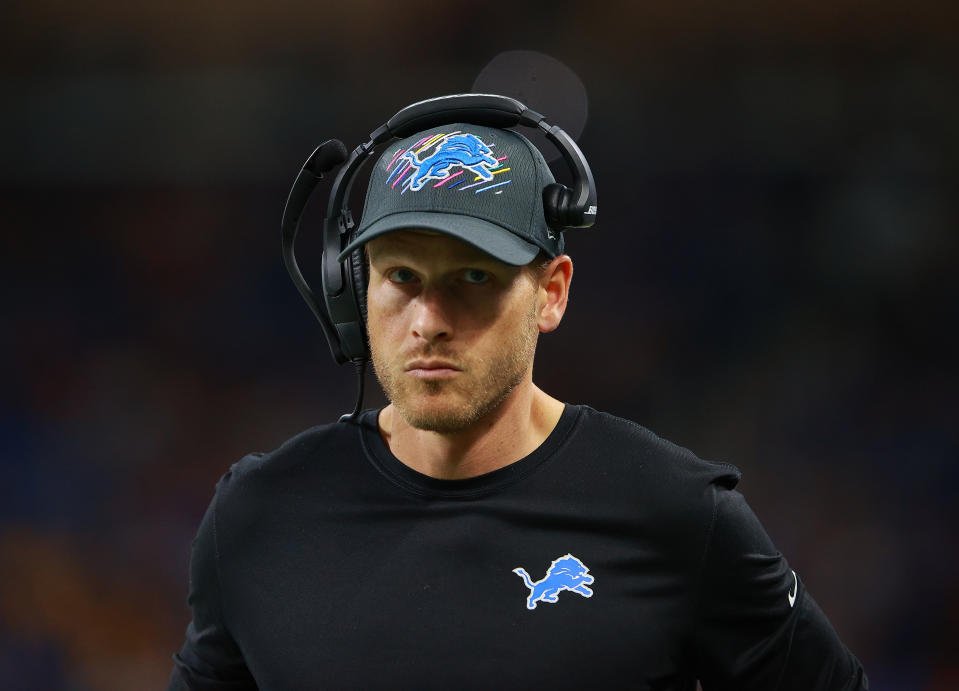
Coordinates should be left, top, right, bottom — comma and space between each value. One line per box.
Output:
349, 247, 370, 354
543, 182, 571, 229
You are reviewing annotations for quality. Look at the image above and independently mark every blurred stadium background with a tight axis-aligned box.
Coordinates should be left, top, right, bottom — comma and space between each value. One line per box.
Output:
2, 2, 957, 689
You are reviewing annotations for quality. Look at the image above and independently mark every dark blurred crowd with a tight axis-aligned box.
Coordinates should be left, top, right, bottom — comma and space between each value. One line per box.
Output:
2, 3, 957, 689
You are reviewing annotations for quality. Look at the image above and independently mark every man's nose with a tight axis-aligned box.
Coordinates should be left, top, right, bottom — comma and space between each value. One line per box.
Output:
410, 287, 454, 343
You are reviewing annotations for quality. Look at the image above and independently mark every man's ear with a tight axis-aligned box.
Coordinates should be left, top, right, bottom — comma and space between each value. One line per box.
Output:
537, 255, 573, 333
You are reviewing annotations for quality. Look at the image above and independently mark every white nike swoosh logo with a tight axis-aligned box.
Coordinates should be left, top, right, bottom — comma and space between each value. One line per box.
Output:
788, 570, 798, 608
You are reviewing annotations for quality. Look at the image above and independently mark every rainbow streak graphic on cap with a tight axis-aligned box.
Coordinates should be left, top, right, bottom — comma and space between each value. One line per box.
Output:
385, 132, 512, 195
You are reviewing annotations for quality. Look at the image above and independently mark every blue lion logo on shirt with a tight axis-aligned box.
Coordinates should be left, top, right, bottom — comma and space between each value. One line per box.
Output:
400, 132, 500, 191
513, 554, 595, 610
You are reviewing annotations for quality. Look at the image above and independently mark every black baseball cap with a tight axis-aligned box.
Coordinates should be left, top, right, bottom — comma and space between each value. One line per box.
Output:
337, 124, 564, 266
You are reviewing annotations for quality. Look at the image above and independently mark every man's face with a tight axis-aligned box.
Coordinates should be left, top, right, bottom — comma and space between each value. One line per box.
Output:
365, 230, 542, 434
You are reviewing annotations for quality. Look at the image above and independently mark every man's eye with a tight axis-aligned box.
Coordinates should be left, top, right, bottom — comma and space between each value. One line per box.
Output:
388, 268, 417, 283
463, 269, 489, 284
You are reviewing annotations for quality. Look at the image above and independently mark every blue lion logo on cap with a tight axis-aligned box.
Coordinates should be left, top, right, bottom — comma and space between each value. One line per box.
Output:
513, 554, 594, 610
400, 132, 500, 191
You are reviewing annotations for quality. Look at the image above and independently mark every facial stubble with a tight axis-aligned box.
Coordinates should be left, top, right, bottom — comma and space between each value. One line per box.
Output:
370, 298, 540, 434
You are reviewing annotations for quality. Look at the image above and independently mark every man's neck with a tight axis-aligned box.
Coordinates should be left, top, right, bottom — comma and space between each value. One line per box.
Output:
377, 382, 566, 480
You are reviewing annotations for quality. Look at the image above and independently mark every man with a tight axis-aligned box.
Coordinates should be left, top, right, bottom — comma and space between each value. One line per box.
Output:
169, 122, 868, 689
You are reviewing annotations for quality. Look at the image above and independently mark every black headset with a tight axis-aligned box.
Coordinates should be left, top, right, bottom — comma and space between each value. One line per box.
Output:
280, 93, 597, 420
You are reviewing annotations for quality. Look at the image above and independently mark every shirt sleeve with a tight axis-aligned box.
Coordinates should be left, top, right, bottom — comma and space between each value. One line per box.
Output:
168, 479, 259, 691
690, 482, 868, 690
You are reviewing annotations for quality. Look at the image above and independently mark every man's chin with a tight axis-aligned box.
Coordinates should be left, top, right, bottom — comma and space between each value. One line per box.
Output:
392, 379, 519, 435
393, 396, 476, 434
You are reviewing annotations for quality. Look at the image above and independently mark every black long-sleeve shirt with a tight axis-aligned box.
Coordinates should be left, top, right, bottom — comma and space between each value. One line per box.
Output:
169, 404, 867, 690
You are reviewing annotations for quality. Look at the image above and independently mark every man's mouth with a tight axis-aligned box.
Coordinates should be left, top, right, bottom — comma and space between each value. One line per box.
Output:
405, 360, 462, 380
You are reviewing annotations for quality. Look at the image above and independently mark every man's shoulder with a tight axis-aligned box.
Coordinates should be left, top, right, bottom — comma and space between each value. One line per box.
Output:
557, 404, 746, 563
214, 415, 364, 497
566, 405, 744, 538
573, 404, 741, 489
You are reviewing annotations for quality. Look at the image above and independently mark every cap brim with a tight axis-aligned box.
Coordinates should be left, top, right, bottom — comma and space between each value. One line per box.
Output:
336, 211, 540, 266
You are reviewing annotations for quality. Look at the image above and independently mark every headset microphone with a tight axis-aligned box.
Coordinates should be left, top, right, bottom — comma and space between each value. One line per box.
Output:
281, 139, 349, 361
308, 139, 350, 173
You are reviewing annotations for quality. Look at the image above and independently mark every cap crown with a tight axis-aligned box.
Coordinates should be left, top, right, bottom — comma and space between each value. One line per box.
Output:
357, 124, 564, 257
